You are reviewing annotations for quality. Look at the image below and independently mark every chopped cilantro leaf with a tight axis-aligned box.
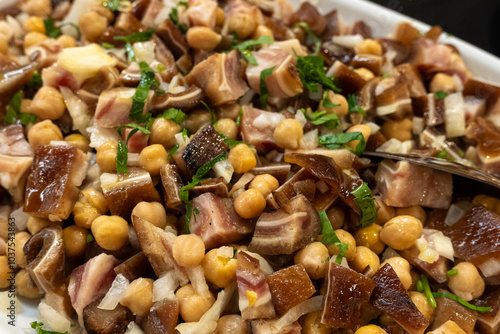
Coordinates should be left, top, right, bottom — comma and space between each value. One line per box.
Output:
446, 269, 458, 276
86, 234, 94, 243
159, 108, 186, 124
234, 35, 273, 65
43, 17, 61, 38
434, 90, 448, 100
295, 54, 341, 93
436, 148, 455, 162
129, 62, 158, 124
381, 73, 391, 80
200, 101, 216, 124
322, 91, 339, 108
318, 132, 366, 155
259, 66, 275, 108
116, 140, 129, 174
5, 90, 38, 125
168, 144, 179, 158
31, 321, 70, 334
304, 109, 340, 130
26, 71, 43, 90
116, 123, 152, 142
19, 112, 38, 125
219, 134, 251, 148
318, 210, 349, 264
229, 31, 239, 50
101, 42, 115, 49
102, 0, 124, 11
351, 182, 377, 226
347, 94, 366, 116
169, 6, 188, 33
292, 22, 321, 55
114, 31, 154, 62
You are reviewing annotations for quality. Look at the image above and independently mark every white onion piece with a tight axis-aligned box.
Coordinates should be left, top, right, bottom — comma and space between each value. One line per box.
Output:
265, 150, 284, 162
60, 0, 95, 38
332, 34, 364, 49
38, 300, 76, 334
60, 86, 92, 136
330, 255, 349, 268
294, 110, 308, 127
153, 271, 179, 302
87, 125, 121, 149
98, 274, 130, 310
412, 117, 424, 135
444, 93, 465, 138
187, 266, 210, 299
175, 132, 189, 146
229, 173, 255, 196
253, 112, 285, 128
425, 230, 455, 261
133, 41, 156, 64
382, 247, 400, 261
242, 251, 274, 276
274, 295, 324, 329
165, 225, 178, 235
175, 283, 236, 334
217, 246, 234, 259
213, 159, 234, 184
300, 130, 318, 150
125, 321, 145, 334
477, 257, 500, 277
366, 122, 380, 135
415, 236, 440, 264
9, 206, 29, 232
49, 141, 69, 146
445, 202, 474, 226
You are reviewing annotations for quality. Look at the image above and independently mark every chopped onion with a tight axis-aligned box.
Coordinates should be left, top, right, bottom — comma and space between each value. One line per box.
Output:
445, 202, 474, 226
332, 34, 364, 49
330, 255, 349, 268
153, 270, 179, 302
253, 112, 285, 128
60, 0, 95, 38
175, 132, 189, 147
9, 206, 29, 232
133, 41, 156, 64
366, 122, 380, 135
213, 159, 234, 184
38, 300, 75, 334
217, 246, 234, 259
165, 225, 178, 235
87, 125, 121, 149
294, 109, 308, 127
300, 129, 319, 150
98, 274, 130, 310
425, 230, 455, 261
415, 236, 440, 264
100, 173, 119, 187
58, 44, 118, 81
376, 138, 414, 154
265, 150, 284, 162
127, 153, 140, 167
60, 86, 92, 136
444, 93, 465, 138
477, 257, 500, 277
125, 321, 145, 334
187, 266, 211, 299
412, 117, 424, 135
274, 295, 324, 329
229, 173, 255, 196
49, 141, 69, 146
242, 251, 274, 276
175, 284, 236, 334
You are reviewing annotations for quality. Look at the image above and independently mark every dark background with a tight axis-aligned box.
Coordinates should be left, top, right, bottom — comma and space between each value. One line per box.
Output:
367, 0, 500, 57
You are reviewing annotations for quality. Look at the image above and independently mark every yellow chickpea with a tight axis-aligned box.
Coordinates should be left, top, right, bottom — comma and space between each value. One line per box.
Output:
90, 4, 114, 23
187, 27, 222, 52
355, 223, 385, 254
409, 291, 434, 320
375, 196, 395, 225
381, 257, 412, 290
380, 215, 423, 250
395, 206, 426, 224
216, 104, 240, 121
274, 119, 303, 150
79, 12, 108, 43
91, 215, 129, 251
176, 284, 215, 322
234, 189, 266, 219
228, 144, 256, 173
346, 124, 371, 150
355, 39, 383, 56
96, 141, 118, 173
429, 73, 456, 93
326, 206, 345, 230
57, 35, 77, 48
381, 118, 413, 142
294, 242, 330, 279
185, 109, 212, 133
64, 134, 90, 152
132, 202, 167, 229
27, 216, 61, 235
62, 225, 88, 258
7, 232, 31, 269
249, 174, 279, 197
0, 256, 9, 289
448, 262, 485, 301
472, 194, 499, 212
349, 246, 380, 276
149, 118, 180, 149
302, 310, 332, 334
24, 31, 48, 49
19, 0, 51, 17
214, 118, 238, 140
354, 68, 375, 81
120, 278, 155, 316
201, 248, 238, 288
355, 325, 387, 334
23, 16, 46, 34
226, 13, 256, 39
252, 25, 274, 41
0, 35, 7, 55
20, 99, 32, 114
139, 144, 168, 176
31, 86, 66, 120
28, 120, 63, 148
73, 188, 108, 229
172, 234, 206, 268
215, 7, 225, 27
15, 269, 42, 298
328, 229, 357, 261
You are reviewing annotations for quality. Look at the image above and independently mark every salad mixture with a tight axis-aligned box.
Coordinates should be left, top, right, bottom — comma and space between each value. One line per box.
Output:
0, 0, 500, 333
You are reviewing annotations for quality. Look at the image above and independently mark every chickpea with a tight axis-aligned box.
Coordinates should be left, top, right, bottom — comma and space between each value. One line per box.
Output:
90, 4, 114, 22
355, 68, 375, 81
226, 13, 256, 39
409, 269, 420, 291
172, 234, 205, 268
274, 119, 303, 150
27, 120, 63, 148
79, 12, 108, 43
31, 86, 66, 120
20, 99, 32, 114
318, 91, 348, 117
139, 144, 168, 176
294, 242, 329, 279
354, 325, 387, 334
19, 0, 51, 17
216, 103, 240, 121
187, 27, 222, 52
149, 118, 180, 149
355, 223, 385, 254
381, 118, 413, 142
380, 215, 423, 250
64, 134, 90, 152
302, 310, 333, 334
24, 31, 48, 49
234, 189, 266, 219
0, 35, 7, 55
23, 16, 46, 34
132, 202, 167, 229
62, 225, 88, 258
214, 315, 247, 334
325, 206, 345, 230
448, 262, 485, 301
176, 284, 215, 322
472, 194, 499, 211
215, 7, 225, 27
249, 174, 279, 197
374, 196, 395, 225
355, 39, 383, 56
15, 269, 42, 298
96, 141, 118, 173
185, 109, 211, 133
349, 246, 380, 276
395, 206, 426, 224
409, 291, 434, 320
57, 35, 77, 48
201, 248, 238, 288
381, 257, 412, 290
346, 124, 371, 150
328, 229, 356, 261
120, 278, 155, 316
27, 216, 61, 235
252, 25, 274, 41
228, 144, 256, 173
0, 256, 9, 289
73, 188, 108, 229
91, 215, 129, 251
8, 232, 31, 268
429, 73, 456, 93
214, 118, 238, 140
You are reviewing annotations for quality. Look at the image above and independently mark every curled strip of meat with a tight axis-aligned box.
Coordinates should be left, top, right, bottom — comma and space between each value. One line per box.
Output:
151, 85, 205, 112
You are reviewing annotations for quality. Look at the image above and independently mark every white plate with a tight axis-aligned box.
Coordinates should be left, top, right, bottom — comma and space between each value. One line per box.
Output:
2, 0, 500, 333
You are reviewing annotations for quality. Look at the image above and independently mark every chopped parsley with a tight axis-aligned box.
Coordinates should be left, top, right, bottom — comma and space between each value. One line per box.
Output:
234, 35, 273, 65
436, 148, 455, 162
318, 210, 349, 264
159, 108, 186, 124
116, 140, 129, 174
101, 42, 115, 49
434, 90, 448, 100
129, 62, 159, 124
86, 234, 94, 243
31, 321, 70, 334
116, 123, 152, 142
43, 18, 80, 40
446, 269, 458, 277
5, 90, 38, 125
381, 73, 391, 80
432, 292, 492, 313
169, 2, 189, 34
318, 132, 366, 155
292, 22, 321, 55
219, 134, 251, 148
322, 91, 339, 108
101, 0, 125, 11
26, 71, 43, 90
351, 183, 377, 226
259, 66, 275, 108
347, 94, 366, 116
168, 144, 179, 158
114, 30, 154, 62
295, 54, 341, 94
303, 109, 340, 130
229, 31, 239, 50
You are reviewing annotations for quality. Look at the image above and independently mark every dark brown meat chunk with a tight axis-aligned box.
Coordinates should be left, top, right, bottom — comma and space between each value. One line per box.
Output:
432, 291, 477, 334
182, 125, 229, 173
142, 300, 179, 334
83, 297, 133, 334
160, 163, 184, 209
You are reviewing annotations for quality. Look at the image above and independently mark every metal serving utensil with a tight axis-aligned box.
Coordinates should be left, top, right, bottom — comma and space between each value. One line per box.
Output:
363, 151, 500, 190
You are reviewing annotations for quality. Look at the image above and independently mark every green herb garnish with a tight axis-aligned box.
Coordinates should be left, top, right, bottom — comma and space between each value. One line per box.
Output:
229, 31, 239, 50
446, 269, 458, 276
234, 35, 273, 65
114, 31, 154, 62
168, 144, 179, 158
101, 0, 124, 11
295, 54, 341, 93
101, 42, 115, 49
129, 62, 158, 124
116, 123, 152, 142
200, 101, 216, 124
381, 73, 390, 80
322, 91, 339, 108
434, 90, 448, 100
259, 66, 275, 108
86, 234, 94, 243
169, 5, 188, 33
318, 132, 366, 155
347, 94, 366, 116
304, 109, 340, 130
31, 321, 70, 334
236, 108, 243, 126
43, 18, 80, 40
318, 210, 349, 264
292, 22, 321, 55
420, 274, 437, 309
436, 148, 455, 162
219, 134, 251, 148
432, 292, 491, 313
26, 71, 43, 90
416, 279, 424, 292
5, 90, 38, 125
159, 108, 186, 124
351, 183, 377, 226
116, 140, 129, 174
